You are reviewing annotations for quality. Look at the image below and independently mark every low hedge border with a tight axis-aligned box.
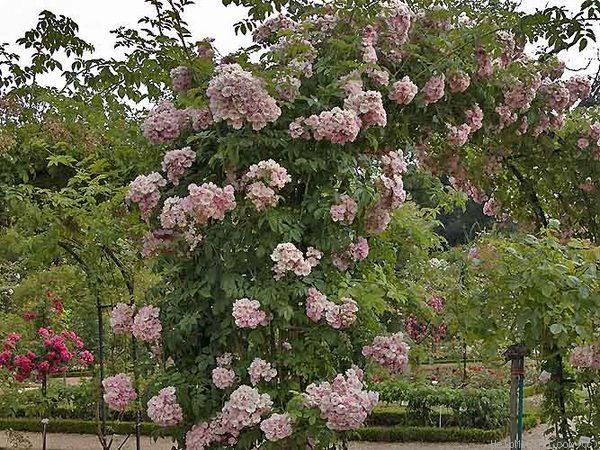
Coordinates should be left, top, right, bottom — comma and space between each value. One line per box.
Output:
352, 425, 506, 443
0, 413, 541, 443
0, 418, 159, 436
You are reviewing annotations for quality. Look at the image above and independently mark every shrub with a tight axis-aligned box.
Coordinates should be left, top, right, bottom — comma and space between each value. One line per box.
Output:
374, 380, 509, 429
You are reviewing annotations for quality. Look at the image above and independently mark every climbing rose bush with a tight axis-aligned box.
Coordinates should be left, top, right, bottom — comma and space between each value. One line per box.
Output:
122, 1, 599, 447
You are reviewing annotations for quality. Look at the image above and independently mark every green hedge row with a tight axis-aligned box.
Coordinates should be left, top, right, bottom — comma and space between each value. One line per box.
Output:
352, 425, 506, 443
0, 418, 159, 436
355, 412, 540, 443
0, 414, 540, 443
373, 380, 509, 429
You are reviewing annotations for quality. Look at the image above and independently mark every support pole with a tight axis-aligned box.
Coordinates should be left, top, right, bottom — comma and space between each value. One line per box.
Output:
505, 344, 528, 450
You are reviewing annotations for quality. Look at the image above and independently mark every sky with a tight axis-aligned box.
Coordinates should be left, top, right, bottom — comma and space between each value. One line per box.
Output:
0, 0, 597, 83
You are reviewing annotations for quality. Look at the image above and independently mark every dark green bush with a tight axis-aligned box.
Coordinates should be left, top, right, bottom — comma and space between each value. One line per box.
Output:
352, 425, 506, 443
373, 380, 509, 429
0, 418, 158, 436
0, 383, 138, 421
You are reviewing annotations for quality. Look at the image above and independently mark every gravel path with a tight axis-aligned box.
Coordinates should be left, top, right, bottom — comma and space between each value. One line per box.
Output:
3, 427, 549, 450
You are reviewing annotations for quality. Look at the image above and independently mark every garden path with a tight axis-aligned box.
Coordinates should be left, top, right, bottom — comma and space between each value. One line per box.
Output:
4, 426, 549, 450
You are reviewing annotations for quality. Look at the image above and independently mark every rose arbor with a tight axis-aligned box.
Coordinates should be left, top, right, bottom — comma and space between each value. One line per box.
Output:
122, 1, 594, 448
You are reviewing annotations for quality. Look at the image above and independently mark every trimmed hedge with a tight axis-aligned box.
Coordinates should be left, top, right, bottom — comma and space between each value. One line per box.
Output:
352, 425, 506, 443
0, 413, 541, 443
374, 380, 509, 429
0, 418, 159, 436
355, 412, 540, 443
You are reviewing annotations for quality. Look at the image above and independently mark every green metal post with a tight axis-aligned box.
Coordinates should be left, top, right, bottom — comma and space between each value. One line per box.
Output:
517, 374, 524, 450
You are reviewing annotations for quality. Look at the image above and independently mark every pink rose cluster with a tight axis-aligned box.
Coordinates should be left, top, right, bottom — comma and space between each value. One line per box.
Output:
155, 182, 236, 252
275, 75, 301, 102
103, 373, 137, 411
483, 197, 501, 217
330, 194, 358, 224
109, 303, 135, 335
126, 172, 167, 219
161, 147, 196, 185
331, 237, 370, 271
362, 332, 410, 373
446, 103, 483, 147
565, 75, 592, 106
570, 343, 600, 370
186, 107, 214, 131
243, 159, 291, 211
305, 288, 358, 329
270, 243, 322, 279
404, 314, 447, 343
142, 101, 189, 145
427, 295, 444, 313
0, 328, 93, 382
260, 413, 293, 442
170, 66, 192, 92
421, 74, 445, 106
141, 229, 175, 257
361, 25, 378, 64
378, 0, 412, 61
206, 64, 281, 131
289, 107, 362, 144
232, 298, 269, 329
252, 14, 298, 43
179, 182, 236, 226
248, 358, 277, 385
212, 366, 236, 389
131, 305, 162, 343
475, 48, 493, 79
448, 70, 470, 94
344, 90, 387, 129
212, 353, 236, 389
147, 386, 184, 427
366, 150, 407, 234
304, 368, 379, 431
185, 385, 272, 450
389, 76, 418, 106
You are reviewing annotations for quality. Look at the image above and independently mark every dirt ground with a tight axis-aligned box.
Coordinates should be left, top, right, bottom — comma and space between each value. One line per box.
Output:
3, 426, 549, 450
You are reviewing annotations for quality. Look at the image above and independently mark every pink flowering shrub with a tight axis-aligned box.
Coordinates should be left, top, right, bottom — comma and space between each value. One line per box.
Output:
147, 386, 184, 426
0, 327, 93, 382
103, 373, 137, 411
122, 2, 600, 448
